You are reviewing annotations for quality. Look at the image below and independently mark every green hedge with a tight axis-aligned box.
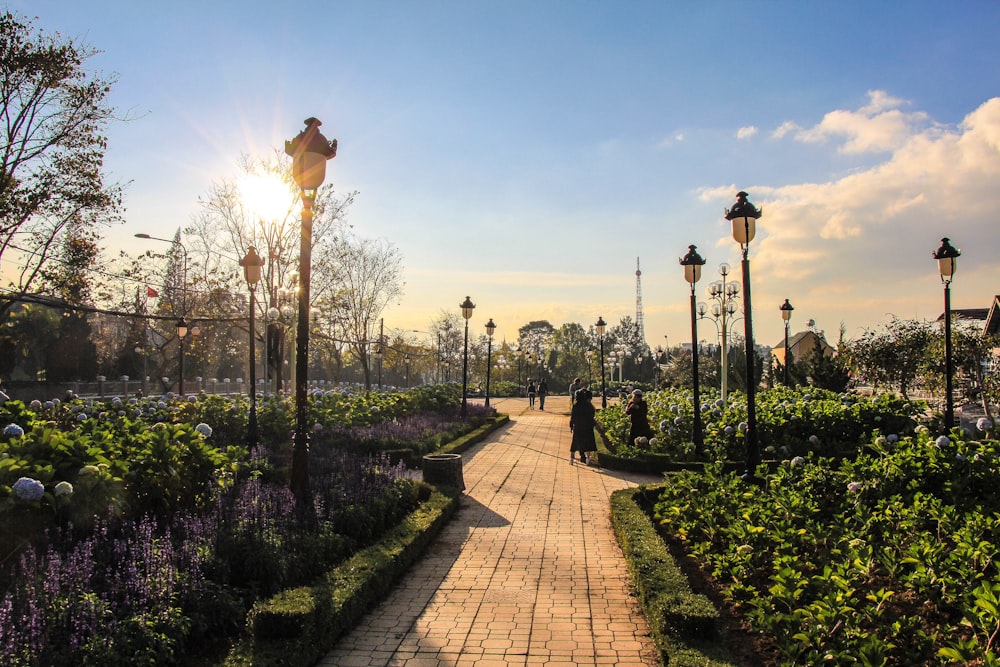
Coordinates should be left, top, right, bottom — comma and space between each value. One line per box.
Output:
222, 485, 460, 666
610, 485, 737, 667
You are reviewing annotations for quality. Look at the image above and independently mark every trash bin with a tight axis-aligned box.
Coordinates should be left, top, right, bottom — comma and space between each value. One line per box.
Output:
422, 453, 465, 491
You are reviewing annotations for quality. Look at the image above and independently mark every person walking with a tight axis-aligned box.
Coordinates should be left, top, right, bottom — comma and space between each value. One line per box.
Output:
568, 377, 583, 400
569, 388, 598, 464
526, 379, 537, 409
537, 378, 548, 410
624, 389, 653, 446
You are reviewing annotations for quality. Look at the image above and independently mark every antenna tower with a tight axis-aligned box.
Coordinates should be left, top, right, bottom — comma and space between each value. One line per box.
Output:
635, 257, 646, 347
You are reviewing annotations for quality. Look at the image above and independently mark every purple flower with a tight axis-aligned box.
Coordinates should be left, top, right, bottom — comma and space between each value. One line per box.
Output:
935, 435, 950, 448
3, 423, 24, 438
12, 477, 45, 501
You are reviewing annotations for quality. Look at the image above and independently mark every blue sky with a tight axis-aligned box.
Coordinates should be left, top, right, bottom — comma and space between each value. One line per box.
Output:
14, 1, 1000, 349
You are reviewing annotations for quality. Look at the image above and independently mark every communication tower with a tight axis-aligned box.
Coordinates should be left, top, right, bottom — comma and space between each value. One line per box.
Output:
635, 257, 646, 347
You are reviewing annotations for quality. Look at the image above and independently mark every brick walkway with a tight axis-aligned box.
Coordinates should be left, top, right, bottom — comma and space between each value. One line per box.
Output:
318, 396, 662, 667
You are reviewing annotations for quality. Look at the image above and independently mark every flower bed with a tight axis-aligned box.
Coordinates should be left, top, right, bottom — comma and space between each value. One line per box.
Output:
597, 386, 924, 463
0, 384, 482, 665
650, 422, 1000, 664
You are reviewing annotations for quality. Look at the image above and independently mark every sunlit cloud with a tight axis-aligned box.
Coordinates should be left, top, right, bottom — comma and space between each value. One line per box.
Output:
707, 96, 1000, 338
778, 89, 932, 154
737, 126, 758, 140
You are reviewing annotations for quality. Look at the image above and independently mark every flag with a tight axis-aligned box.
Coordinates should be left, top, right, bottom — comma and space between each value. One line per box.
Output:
147, 286, 159, 298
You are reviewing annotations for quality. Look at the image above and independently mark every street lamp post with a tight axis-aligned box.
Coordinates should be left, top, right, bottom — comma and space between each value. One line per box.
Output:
484, 318, 496, 408
681, 245, 707, 455
240, 246, 265, 448
725, 191, 763, 482
176, 317, 188, 395
933, 238, 961, 428
780, 299, 794, 386
596, 317, 607, 408
708, 263, 741, 403
373, 343, 383, 390
285, 117, 337, 510
460, 296, 476, 416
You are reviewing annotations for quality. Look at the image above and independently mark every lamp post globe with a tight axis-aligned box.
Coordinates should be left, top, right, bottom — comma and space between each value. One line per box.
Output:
680, 245, 707, 454
932, 237, 961, 428
596, 316, 607, 408
780, 298, 794, 387
285, 117, 337, 512
725, 191, 763, 482
460, 296, 475, 416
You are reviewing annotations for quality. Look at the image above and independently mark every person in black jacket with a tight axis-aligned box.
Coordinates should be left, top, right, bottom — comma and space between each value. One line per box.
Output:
624, 389, 653, 446
537, 378, 548, 410
569, 388, 597, 464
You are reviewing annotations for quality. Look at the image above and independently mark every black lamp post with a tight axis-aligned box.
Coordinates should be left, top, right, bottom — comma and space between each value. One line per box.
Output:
725, 191, 763, 481
681, 245, 707, 455
176, 317, 188, 395
460, 296, 475, 416
780, 299, 794, 386
285, 117, 337, 509
484, 318, 496, 408
933, 237, 961, 428
374, 343, 383, 390
240, 246, 265, 448
596, 316, 607, 408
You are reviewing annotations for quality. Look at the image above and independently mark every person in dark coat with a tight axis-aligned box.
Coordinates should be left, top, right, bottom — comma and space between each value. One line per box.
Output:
526, 379, 537, 409
624, 389, 653, 446
569, 388, 598, 464
537, 378, 548, 410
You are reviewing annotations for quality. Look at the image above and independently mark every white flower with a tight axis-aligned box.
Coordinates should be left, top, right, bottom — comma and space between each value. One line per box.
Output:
29, 400, 42, 409
648, 437, 658, 447
12, 477, 45, 501
847, 482, 863, 494
634, 436, 649, 446
54, 481, 74, 496
738, 422, 748, 433
195, 423, 213, 437
977, 418, 993, 432
790, 456, 806, 467
808, 435, 820, 445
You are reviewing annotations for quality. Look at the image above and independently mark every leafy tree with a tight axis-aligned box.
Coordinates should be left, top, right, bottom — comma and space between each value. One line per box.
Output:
844, 317, 934, 398
660, 350, 718, 390
0, 11, 124, 318
800, 338, 851, 392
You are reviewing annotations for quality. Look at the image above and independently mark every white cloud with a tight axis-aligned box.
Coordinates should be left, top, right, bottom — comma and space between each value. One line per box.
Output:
737, 126, 758, 140
656, 132, 686, 149
779, 90, 932, 154
727, 97, 1000, 341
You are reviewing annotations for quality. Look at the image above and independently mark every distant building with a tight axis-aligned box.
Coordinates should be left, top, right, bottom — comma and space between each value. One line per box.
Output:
772, 329, 835, 369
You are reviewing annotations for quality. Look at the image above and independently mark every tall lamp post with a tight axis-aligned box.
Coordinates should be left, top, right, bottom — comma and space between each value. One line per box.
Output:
176, 317, 188, 395
933, 238, 961, 428
484, 318, 496, 408
460, 296, 476, 416
725, 191, 763, 481
708, 263, 741, 403
596, 316, 607, 408
681, 245, 707, 455
240, 246, 265, 448
285, 117, 337, 509
780, 299, 794, 386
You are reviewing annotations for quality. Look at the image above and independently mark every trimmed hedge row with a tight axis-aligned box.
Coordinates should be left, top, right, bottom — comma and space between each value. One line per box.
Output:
610, 485, 737, 667
222, 485, 460, 666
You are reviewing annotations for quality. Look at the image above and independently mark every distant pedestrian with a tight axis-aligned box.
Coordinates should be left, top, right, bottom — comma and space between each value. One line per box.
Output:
526, 379, 537, 409
569, 388, 598, 464
568, 377, 583, 399
537, 378, 548, 410
625, 389, 653, 446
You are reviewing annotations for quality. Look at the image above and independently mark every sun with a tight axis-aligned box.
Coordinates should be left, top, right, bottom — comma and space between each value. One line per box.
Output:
237, 173, 293, 223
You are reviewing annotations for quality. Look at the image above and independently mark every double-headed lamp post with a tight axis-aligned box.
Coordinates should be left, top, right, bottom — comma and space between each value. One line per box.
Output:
460, 296, 476, 416
780, 299, 794, 386
725, 191, 763, 481
681, 245, 707, 455
484, 318, 496, 408
240, 246, 265, 448
285, 117, 337, 509
933, 237, 961, 428
596, 316, 607, 408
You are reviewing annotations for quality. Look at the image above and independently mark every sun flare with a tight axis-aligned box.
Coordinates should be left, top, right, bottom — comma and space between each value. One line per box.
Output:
237, 174, 293, 223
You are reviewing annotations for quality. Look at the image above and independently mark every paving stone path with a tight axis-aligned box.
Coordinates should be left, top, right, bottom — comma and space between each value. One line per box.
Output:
319, 395, 663, 667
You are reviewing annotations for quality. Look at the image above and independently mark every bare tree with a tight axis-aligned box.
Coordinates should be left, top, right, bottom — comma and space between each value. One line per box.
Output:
0, 12, 126, 318
323, 235, 404, 389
